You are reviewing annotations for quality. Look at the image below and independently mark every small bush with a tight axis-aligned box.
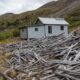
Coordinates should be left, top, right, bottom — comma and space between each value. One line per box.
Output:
12, 29, 20, 37
0, 76, 4, 80
0, 29, 20, 41
7, 70, 17, 78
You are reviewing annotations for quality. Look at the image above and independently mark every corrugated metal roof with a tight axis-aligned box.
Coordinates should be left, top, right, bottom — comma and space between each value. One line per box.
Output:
38, 17, 69, 25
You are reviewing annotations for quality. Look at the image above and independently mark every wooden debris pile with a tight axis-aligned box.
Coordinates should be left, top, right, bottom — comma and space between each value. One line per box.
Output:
1, 33, 80, 80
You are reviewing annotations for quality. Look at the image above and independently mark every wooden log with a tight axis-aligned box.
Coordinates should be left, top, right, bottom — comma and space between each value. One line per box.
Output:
0, 72, 13, 80
48, 60, 80, 66
55, 72, 80, 80
40, 73, 55, 80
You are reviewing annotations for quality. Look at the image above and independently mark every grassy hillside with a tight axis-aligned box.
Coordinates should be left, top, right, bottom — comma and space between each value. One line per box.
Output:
0, 0, 80, 40
66, 7, 80, 28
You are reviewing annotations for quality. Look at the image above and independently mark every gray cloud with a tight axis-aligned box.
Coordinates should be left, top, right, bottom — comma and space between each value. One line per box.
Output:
0, 0, 57, 15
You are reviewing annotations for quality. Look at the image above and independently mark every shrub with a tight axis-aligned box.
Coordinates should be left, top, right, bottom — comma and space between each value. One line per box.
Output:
12, 29, 20, 37
0, 29, 20, 41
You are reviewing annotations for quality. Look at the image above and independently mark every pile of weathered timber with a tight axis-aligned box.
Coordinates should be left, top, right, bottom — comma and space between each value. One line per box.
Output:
1, 33, 80, 80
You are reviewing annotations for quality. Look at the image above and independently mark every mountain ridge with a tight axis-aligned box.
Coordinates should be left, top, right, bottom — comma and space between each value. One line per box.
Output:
0, 0, 80, 28
0, 0, 80, 40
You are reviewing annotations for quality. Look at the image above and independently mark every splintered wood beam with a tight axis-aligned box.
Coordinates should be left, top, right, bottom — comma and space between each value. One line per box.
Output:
0, 72, 13, 80
74, 51, 80, 61
55, 73, 80, 80
48, 60, 80, 66
64, 43, 78, 60
57, 68, 80, 75
40, 74, 55, 80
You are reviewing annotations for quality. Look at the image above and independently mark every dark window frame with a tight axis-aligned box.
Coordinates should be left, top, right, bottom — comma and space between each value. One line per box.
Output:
35, 28, 38, 32
48, 26, 52, 34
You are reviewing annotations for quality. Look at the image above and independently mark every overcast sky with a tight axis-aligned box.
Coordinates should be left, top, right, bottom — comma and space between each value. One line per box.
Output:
0, 0, 57, 15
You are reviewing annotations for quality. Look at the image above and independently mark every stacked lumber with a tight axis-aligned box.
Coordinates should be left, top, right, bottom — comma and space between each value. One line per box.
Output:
1, 33, 80, 80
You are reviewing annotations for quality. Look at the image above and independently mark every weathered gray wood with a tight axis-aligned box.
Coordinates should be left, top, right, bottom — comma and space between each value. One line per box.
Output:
0, 72, 13, 80
1, 33, 80, 80
48, 60, 80, 65
55, 73, 80, 80
40, 74, 55, 80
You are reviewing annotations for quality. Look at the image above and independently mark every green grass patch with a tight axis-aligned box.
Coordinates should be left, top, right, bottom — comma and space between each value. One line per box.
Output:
0, 29, 20, 41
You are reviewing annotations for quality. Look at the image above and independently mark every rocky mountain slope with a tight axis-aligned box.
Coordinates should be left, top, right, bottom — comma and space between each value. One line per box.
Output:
0, 0, 80, 40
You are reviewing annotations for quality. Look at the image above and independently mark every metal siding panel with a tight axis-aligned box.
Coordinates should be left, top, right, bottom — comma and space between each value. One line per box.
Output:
39, 17, 69, 25
20, 25, 68, 39
20, 29, 28, 39
45, 25, 68, 37
28, 26, 45, 38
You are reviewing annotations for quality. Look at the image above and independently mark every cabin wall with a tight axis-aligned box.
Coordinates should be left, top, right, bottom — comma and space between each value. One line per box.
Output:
64, 25, 68, 36
20, 25, 68, 39
28, 26, 45, 38
20, 28, 28, 39
45, 25, 68, 37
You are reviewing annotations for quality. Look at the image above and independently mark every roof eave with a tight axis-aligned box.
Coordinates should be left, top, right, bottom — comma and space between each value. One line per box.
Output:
42, 23, 69, 25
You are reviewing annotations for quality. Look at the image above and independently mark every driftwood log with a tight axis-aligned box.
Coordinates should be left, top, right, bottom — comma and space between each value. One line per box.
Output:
0, 32, 80, 80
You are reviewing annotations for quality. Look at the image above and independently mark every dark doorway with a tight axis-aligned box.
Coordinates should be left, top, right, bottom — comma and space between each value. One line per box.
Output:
48, 26, 52, 34
60, 25, 64, 30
